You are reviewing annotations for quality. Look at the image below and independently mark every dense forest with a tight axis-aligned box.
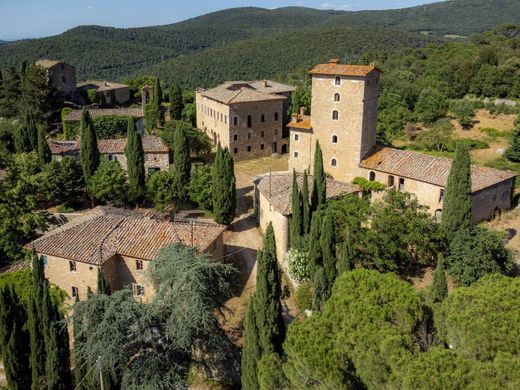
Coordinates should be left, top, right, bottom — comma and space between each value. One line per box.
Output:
0, 0, 519, 80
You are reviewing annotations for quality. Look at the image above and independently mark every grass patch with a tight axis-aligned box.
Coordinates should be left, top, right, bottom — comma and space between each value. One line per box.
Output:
480, 127, 511, 141
485, 157, 520, 188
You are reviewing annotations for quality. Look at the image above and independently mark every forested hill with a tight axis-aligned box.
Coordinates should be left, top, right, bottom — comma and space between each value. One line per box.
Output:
0, 0, 519, 81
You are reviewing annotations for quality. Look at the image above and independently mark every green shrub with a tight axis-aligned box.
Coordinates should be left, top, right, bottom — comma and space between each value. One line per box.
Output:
479, 127, 510, 141
295, 281, 314, 312
459, 138, 489, 150
352, 177, 386, 192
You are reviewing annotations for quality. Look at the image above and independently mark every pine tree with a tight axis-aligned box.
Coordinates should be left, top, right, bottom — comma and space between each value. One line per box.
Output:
505, 128, 520, 162
311, 141, 326, 212
430, 254, 448, 303
318, 210, 336, 304
124, 118, 145, 202
240, 295, 261, 390
301, 169, 310, 234
97, 268, 111, 295
79, 109, 100, 182
169, 82, 184, 120
37, 124, 51, 165
173, 121, 191, 202
337, 226, 355, 274
289, 170, 302, 247
0, 286, 31, 390
441, 141, 472, 238
255, 223, 285, 355
212, 145, 236, 225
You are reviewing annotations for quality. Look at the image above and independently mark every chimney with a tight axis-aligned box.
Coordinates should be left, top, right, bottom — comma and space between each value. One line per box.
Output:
299, 106, 306, 118
292, 113, 299, 123
329, 59, 340, 65
263, 80, 268, 87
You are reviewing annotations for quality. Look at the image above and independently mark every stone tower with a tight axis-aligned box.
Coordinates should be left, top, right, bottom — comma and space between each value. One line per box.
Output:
289, 59, 380, 183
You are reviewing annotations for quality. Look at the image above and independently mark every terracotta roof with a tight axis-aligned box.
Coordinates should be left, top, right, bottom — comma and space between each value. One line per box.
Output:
248, 80, 295, 94
360, 145, 518, 193
65, 108, 144, 121
200, 81, 289, 105
77, 80, 129, 92
48, 140, 79, 155
27, 207, 226, 265
255, 171, 360, 215
309, 62, 378, 77
0, 261, 28, 275
49, 136, 168, 155
288, 115, 312, 130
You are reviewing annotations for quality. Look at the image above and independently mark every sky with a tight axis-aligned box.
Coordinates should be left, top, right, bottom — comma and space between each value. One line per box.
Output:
0, 0, 440, 41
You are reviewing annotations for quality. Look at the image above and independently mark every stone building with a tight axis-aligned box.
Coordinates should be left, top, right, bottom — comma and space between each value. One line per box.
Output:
77, 80, 131, 105
48, 135, 171, 174
65, 107, 145, 134
196, 80, 295, 161
253, 171, 360, 261
35, 59, 77, 100
28, 207, 226, 303
288, 59, 517, 222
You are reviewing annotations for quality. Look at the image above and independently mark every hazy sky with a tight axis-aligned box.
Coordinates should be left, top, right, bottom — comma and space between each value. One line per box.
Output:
0, 0, 439, 40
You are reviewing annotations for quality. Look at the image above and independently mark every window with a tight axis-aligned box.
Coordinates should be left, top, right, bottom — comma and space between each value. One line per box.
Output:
274, 112, 279, 121
388, 175, 395, 187
260, 144, 264, 150
335, 76, 341, 86
224, 115, 227, 124
369, 171, 376, 181
399, 178, 405, 191
233, 134, 238, 141
260, 131, 265, 137
439, 189, 445, 203
147, 167, 160, 175
40, 255, 47, 266
233, 116, 238, 126
293, 151, 299, 158
247, 146, 252, 152
247, 115, 252, 128
332, 110, 339, 120
71, 286, 78, 298
69, 260, 77, 272
334, 93, 340, 102
331, 158, 337, 167
132, 284, 145, 297
332, 135, 338, 144
233, 147, 238, 154
294, 133, 300, 142
261, 114, 265, 123
434, 209, 442, 222
136, 260, 144, 271
247, 132, 252, 140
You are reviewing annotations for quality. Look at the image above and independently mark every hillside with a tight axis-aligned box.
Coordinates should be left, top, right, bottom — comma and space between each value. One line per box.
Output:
0, 0, 518, 81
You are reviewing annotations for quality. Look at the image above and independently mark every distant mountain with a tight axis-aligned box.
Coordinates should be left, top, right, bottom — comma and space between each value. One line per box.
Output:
0, 0, 518, 82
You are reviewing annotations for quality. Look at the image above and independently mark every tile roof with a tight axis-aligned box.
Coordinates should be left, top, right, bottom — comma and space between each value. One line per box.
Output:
27, 207, 226, 265
360, 145, 518, 193
48, 140, 79, 155
77, 80, 129, 92
255, 171, 360, 215
309, 62, 378, 77
65, 108, 144, 121
248, 80, 296, 94
288, 115, 312, 130
35, 59, 64, 69
0, 261, 28, 275
200, 81, 289, 105
49, 136, 169, 155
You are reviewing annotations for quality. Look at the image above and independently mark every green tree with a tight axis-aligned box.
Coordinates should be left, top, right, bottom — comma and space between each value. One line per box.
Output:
289, 170, 302, 248
310, 141, 326, 212
430, 255, 448, 303
212, 145, 236, 225
314, 209, 336, 309
40, 157, 85, 205
15, 112, 37, 153
301, 169, 310, 234
172, 120, 191, 202
79, 109, 100, 182
440, 141, 472, 238
97, 268, 111, 295
257, 353, 287, 390
241, 296, 261, 390
145, 77, 163, 131
415, 88, 448, 124
124, 118, 146, 202
37, 125, 51, 165
450, 100, 475, 129
337, 226, 354, 274
160, 120, 211, 156
21, 64, 57, 124
505, 128, 520, 162
146, 168, 176, 211
307, 209, 323, 278
0, 67, 21, 118
169, 82, 184, 120
87, 159, 128, 205
188, 165, 213, 210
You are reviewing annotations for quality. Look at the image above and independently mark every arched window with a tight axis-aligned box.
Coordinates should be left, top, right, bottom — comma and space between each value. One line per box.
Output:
335, 76, 341, 86
334, 93, 340, 102
331, 158, 337, 167
369, 171, 376, 181
332, 135, 338, 144
332, 110, 339, 120
434, 209, 442, 222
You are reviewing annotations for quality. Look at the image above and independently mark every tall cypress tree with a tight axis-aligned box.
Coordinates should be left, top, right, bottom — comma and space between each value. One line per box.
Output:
154, 77, 164, 127
505, 128, 520, 162
289, 170, 302, 247
97, 268, 111, 295
255, 223, 285, 355
441, 141, 472, 238
337, 226, 354, 274
318, 210, 336, 305
301, 169, 310, 234
0, 67, 21, 118
15, 112, 36, 153
311, 141, 326, 212
430, 254, 448, 303
169, 82, 184, 120
0, 286, 31, 390
37, 124, 51, 165
79, 109, 100, 182
124, 118, 145, 202
240, 294, 261, 390
173, 121, 191, 202
212, 145, 236, 225
308, 210, 323, 277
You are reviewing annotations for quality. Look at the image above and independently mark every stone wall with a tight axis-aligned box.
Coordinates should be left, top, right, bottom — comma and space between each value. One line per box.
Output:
471, 179, 515, 223
288, 128, 314, 173
196, 92, 231, 147
104, 151, 170, 173
48, 63, 77, 99
100, 88, 130, 105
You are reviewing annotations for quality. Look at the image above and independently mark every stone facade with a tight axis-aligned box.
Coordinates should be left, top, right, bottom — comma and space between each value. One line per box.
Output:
104, 150, 170, 174
77, 81, 131, 105
36, 60, 77, 100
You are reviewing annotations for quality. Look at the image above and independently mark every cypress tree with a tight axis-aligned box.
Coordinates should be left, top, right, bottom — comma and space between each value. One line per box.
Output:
430, 254, 448, 303
0, 67, 21, 118
173, 121, 191, 202
289, 170, 302, 247
15, 112, 36, 153
124, 118, 145, 202
505, 128, 520, 162
308, 210, 323, 277
311, 141, 326, 212
37, 124, 51, 165
97, 268, 111, 295
240, 294, 261, 390
212, 145, 236, 225
73, 295, 88, 389
255, 223, 285, 355
440, 141, 472, 238
0, 286, 31, 390
337, 226, 355, 274
318, 210, 336, 304
79, 109, 100, 182
169, 82, 184, 120
301, 169, 310, 234
26, 112, 38, 151
154, 77, 163, 127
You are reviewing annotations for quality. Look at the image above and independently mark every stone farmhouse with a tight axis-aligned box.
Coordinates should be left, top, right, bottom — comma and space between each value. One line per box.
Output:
27, 207, 226, 303
288, 59, 517, 223
64, 107, 145, 134
196, 80, 295, 161
35, 59, 77, 100
254, 171, 360, 261
48, 135, 171, 174
77, 80, 131, 105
